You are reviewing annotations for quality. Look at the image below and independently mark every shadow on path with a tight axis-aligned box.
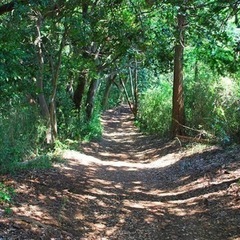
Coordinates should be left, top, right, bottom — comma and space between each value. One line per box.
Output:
1, 105, 240, 239
81, 106, 179, 163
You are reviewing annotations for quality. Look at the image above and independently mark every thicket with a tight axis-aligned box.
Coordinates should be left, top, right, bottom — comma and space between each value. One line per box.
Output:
138, 64, 240, 143
137, 78, 172, 136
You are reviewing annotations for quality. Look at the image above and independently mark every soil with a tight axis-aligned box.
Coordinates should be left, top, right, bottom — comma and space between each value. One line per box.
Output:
0, 105, 240, 240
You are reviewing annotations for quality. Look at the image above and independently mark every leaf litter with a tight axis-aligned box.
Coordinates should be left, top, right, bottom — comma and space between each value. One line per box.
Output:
0, 106, 240, 239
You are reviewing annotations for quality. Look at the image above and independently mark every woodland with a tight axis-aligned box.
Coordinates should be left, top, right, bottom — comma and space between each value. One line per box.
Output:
0, 0, 240, 239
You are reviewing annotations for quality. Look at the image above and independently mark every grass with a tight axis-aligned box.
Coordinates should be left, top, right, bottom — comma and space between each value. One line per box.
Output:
0, 182, 15, 215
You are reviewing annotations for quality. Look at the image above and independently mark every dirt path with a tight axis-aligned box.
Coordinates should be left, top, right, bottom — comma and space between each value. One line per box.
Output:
1, 106, 240, 239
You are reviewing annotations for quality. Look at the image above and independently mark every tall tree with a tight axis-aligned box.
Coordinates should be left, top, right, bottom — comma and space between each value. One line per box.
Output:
172, 10, 186, 136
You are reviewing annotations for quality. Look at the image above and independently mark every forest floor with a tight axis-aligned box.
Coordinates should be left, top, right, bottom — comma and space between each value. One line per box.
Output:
1, 105, 240, 239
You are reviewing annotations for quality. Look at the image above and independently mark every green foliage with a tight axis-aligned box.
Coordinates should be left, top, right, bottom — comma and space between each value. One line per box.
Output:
185, 61, 240, 143
0, 182, 15, 215
56, 87, 103, 142
137, 56, 240, 143
138, 80, 172, 136
57, 91, 80, 140
0, 182, 15, 216
0, 183, 14, 204
18, 155, 52, 171
0, 104, 46, 174
80, 111, 103, 142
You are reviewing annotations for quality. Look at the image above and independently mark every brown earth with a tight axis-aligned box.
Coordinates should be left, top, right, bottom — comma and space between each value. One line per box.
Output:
0, 105, 240, 239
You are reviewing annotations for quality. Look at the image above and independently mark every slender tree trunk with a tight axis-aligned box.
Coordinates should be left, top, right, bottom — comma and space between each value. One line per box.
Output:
129, 66, 136, 117
72, 2, 89, 111
194, 59, 199, 82
35, 13, 52, 143
120, 77, 134, 113
85, 78, 100, 121
130, 60, 139, 118
73, 72, 87, 110
172, 13, 186, 137
49, 28, 67, 142
35, 14, 49, 119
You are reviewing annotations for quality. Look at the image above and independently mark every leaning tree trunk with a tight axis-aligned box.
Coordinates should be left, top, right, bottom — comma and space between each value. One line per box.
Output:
129, 61, 139, 118
172, 13, 186, 137
120, 77, 134, 113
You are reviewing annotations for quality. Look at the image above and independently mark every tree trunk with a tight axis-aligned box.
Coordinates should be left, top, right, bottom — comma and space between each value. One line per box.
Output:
35, 13, 52, 143
73, 72, 87, 110
48, 27, 67, 142
85, 78, 99, 121
172, 13, 186, 137
35, 12, 66, 144
129, 61, 139, 118
71, 2, 90, 111
35, 14, 48, 118
120, 77, 135, 113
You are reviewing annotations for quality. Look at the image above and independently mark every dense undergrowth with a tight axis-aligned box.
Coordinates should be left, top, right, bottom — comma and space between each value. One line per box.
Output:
0, 99, 102, 175
137, 66, 240, 144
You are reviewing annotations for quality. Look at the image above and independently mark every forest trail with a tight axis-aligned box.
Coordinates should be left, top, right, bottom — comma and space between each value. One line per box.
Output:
1, 106, 240, 239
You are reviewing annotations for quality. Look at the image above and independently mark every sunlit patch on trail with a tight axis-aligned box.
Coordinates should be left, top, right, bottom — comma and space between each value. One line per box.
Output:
3, 106, 239, 239
62, 149, 180, 169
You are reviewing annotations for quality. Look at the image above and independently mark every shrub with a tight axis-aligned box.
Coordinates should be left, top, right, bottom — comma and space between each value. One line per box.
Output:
0, 104, 45, 174
137, 80, 172, 136
0, 182, 15, 214
185, 63, 240, 143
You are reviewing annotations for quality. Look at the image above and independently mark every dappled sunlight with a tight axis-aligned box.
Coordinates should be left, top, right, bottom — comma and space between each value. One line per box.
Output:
63, 149, 181, 170
2, 106, 239, 239
62, 150, 100, 166
12, 203, 59, 226
5, 145, 240, 239
147, 153, 181, 168
58, 127, 240, 238
104, 132, 140, 138
88, 187, 117, 196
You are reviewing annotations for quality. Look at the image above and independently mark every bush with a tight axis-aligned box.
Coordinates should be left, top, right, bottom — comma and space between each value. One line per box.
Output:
137, 80, 172, 136
0, 182, 14, 204
57, 89, 103, 142
185, 63, 240, 143
0, 104, 45, 174
0, 182, 15, 215
80, 109, 103, 142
